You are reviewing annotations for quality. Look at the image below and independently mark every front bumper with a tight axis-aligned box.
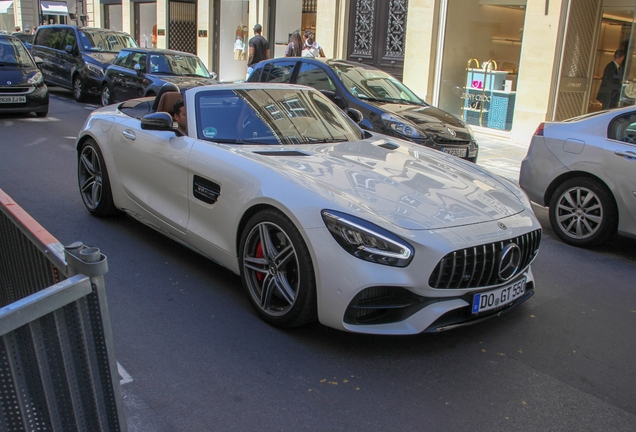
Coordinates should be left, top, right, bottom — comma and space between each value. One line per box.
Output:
0, 84, 49, 114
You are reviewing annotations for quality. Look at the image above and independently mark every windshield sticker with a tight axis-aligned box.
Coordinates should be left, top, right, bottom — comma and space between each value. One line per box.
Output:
203, 127, 218, 138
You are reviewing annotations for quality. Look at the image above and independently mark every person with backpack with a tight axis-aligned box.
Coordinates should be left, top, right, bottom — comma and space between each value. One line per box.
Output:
302, 30, 325, 58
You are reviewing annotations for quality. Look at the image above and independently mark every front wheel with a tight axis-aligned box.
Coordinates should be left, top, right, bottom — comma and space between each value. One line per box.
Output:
73, 76, 86, 102
78, 139, 118, 217
239, 209, 317, 328
101, 84, 112, 107
548, 177, 618, 247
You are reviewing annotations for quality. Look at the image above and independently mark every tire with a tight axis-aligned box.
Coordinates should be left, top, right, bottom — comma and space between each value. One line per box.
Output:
101, 84, 112, 107
239, 209, 317, 328
548, 177, 618, 247
73, 75, 86, 102
78, 139, 118, 217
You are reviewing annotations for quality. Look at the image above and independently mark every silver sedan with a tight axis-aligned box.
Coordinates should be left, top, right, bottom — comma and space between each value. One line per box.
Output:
519, 107, 636, 247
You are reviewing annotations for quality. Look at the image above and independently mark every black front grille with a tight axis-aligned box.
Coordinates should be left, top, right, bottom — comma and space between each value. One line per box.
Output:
432, 137, 470, 145
429, 229, 542, 289
0, 87, 31, 94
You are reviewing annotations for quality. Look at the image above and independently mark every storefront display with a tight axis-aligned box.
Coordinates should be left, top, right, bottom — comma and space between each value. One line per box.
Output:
436, 1, 526, 132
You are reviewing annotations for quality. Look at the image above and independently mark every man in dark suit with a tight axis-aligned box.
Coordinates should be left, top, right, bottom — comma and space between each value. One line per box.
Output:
597, 49, 626, 109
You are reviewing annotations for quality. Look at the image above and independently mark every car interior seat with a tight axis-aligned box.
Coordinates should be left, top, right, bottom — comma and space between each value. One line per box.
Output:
155, 91, 183, 115
151, 82, 180, 112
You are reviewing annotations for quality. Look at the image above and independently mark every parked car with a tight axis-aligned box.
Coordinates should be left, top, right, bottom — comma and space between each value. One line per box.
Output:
100, 48, 217, 106
519, 107, 636, 247
248, 58, 479, 162
0, 34, 49, 117
32, 25, 136, 102
76, 83, 541, 334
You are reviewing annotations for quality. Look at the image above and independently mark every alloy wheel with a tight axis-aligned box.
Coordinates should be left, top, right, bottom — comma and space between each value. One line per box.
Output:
78, 145, 103, 211
101, 86, 111, 106
242, 221, 300, 317
554, 186, 603, 240
74, 77, 84, 101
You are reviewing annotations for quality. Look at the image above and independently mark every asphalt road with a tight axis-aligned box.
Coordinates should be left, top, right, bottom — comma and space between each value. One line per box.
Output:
1, 92, 635, 432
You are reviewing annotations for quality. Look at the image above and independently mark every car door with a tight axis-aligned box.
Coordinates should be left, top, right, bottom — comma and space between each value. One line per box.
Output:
606, 112, 636, 232
120, 51, 147, 99
111, 116, 193, 235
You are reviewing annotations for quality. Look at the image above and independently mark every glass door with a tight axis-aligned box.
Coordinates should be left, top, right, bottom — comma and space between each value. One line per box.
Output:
589, 5, 636, 112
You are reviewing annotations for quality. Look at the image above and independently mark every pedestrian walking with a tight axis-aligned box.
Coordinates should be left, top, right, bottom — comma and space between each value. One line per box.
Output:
285, 31, 304, 57
247, 24, 269, 79
302, 30, 325, 58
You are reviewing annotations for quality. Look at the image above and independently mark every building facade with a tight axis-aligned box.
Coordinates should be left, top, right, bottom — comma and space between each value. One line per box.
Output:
4, 0, 636, 144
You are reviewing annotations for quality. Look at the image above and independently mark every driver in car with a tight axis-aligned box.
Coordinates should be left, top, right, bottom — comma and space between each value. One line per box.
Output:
0, 43, 17, 63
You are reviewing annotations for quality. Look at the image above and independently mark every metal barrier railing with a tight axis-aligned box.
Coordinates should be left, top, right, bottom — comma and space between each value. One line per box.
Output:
0, 188, 127, 432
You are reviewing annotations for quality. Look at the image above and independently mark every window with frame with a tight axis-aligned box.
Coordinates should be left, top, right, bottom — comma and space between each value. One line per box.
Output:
261, 61, 296, 83
608, 112, 636, 144
296, 63, 336, 92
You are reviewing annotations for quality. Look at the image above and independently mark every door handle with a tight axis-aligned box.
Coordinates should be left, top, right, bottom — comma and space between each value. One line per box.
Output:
122, 130, 136, 140
614, 150, 636, 159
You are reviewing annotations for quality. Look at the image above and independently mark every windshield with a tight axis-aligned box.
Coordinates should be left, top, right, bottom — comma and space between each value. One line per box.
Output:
79, 30, 137, 53
196, 88, 365, 145
149, 53, 211, 77
332, 63, 425, 105
0, 38, 36, 67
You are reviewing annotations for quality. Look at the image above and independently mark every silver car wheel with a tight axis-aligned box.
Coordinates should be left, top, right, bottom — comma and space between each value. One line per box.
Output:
242, 221, 300, 317
73, 77, 85, 102
554, 186, 603, 240
79, 145, 103, 211
101, 85, 111, 107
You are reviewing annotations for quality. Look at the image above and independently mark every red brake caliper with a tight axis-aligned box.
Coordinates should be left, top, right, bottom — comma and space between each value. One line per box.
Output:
255, 242, 264, 282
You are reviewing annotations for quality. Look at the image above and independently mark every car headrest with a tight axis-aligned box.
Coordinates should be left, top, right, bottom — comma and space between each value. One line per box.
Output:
152, 82, 180, 111
155, 91, 183, 115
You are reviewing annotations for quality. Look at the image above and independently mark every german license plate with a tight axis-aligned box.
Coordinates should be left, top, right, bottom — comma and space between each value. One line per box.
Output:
442, 147, 467, 157
0, 96, 26, 103
472, 277, 526, 314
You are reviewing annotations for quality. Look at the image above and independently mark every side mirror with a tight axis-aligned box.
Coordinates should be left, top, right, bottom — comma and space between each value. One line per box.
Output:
64, 45, 74, 55
33, 56, 44, 66
141, 112, 179, 134
320, 89, 346, 109
134, 63, 143, 74
211, 71, 218, 80
347, 108, 363, 124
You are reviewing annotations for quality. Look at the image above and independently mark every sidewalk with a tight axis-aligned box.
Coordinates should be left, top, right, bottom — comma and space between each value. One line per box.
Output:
472, 130, 529, 182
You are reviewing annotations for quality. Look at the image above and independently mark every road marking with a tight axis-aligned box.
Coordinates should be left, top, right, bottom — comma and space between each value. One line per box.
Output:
118, 362, 134, 385
20, 117, 61, 122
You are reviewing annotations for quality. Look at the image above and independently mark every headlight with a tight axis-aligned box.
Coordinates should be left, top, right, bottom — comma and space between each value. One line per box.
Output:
321, 210, 414, 267
86, 63, 104, 76
381, 113, 427, 140
27, 71, 43, 85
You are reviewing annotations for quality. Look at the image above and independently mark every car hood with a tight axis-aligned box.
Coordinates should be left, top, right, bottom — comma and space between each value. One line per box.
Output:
150, 75, 218, 87
84, 52, 118, 66
241, 138, 525, 231
370, 101, 472, 141
0, 66, 39, 85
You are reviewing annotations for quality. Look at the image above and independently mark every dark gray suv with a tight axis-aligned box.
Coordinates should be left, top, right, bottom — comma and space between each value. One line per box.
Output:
32, 25, 136, 102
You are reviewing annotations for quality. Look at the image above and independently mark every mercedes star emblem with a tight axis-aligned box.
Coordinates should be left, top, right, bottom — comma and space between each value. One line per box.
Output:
446, 127, 456, 137
7, 81, 11, 85
498, 243, 521, 281
498, 222, 507, 230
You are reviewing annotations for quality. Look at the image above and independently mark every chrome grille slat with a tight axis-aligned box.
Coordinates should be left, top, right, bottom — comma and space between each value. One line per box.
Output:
429, 229, 542, 289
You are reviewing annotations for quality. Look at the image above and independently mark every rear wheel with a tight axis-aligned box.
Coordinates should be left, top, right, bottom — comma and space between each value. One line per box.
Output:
548, 177, 617, 247
78, 139, 118, 217
239, 209, 317, 328
73, 75, 86, 102
101, 85, 112, 106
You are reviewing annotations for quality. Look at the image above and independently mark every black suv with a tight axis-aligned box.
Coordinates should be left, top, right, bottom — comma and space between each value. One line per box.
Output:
32, 25, 137, 101
248, 58, 478, 162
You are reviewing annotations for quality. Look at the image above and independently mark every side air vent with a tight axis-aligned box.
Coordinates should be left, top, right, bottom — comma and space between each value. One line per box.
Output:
378, 142, 399, 150
254, 151, 310, 157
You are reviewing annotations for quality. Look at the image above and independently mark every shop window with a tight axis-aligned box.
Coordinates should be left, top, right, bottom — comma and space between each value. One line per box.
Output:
437, 2, 526, 131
